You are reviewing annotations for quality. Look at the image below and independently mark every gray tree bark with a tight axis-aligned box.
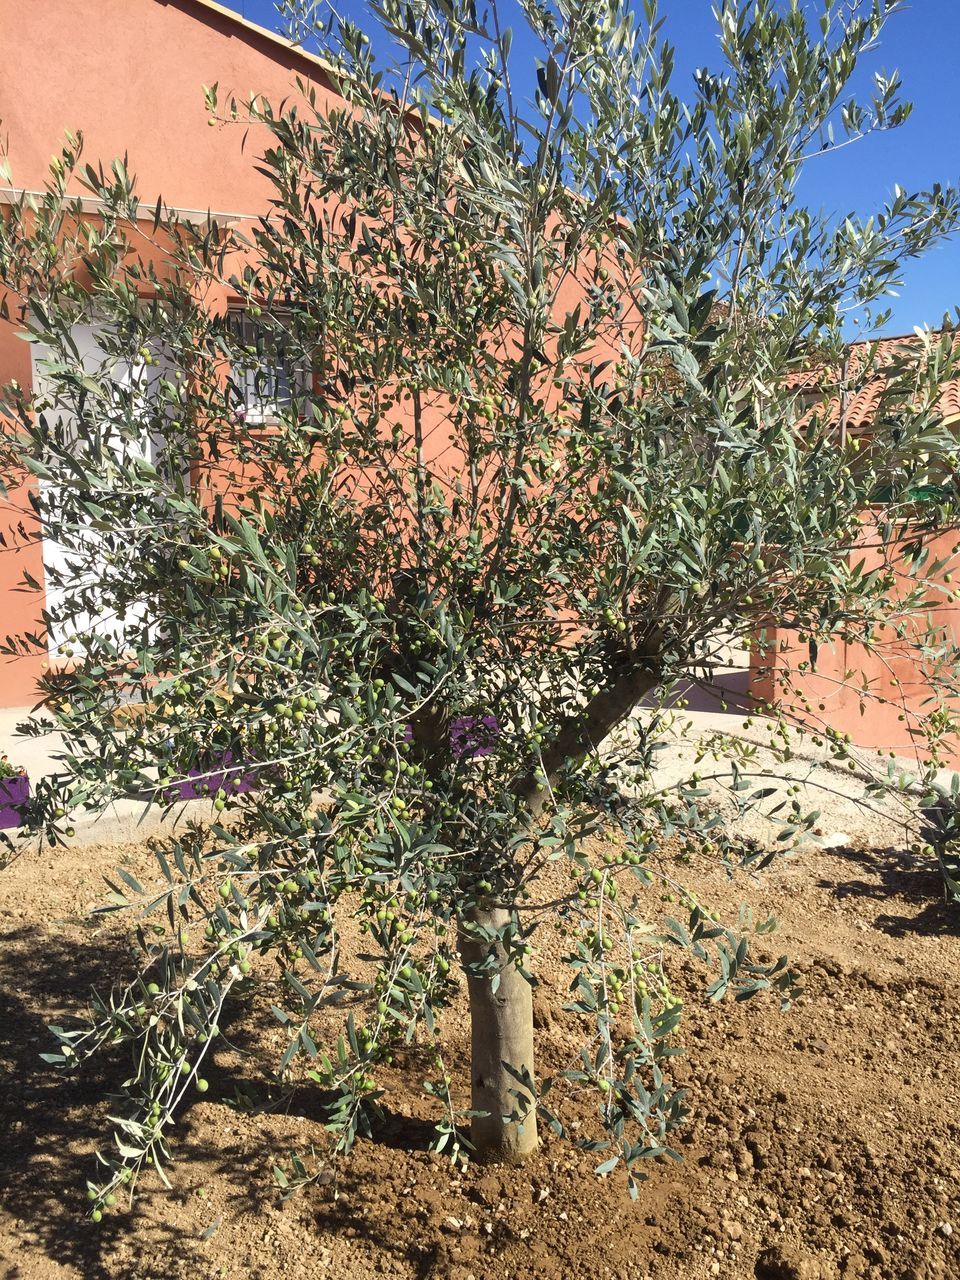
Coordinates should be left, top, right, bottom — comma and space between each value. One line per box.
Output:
459, 906, 538, 1161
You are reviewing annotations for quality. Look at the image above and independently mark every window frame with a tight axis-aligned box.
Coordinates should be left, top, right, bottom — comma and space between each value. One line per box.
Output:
226, 306, 314, 426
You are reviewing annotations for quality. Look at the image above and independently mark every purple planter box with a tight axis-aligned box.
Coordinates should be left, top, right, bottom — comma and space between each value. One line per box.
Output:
450, 715, 500, 760
161, 715, 503, 806
164, 752, 259, 803
401, 715, 501, 760
0, 773, 30, 830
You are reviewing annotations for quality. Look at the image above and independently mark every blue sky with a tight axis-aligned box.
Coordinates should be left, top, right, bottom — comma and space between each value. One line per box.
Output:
228, 1, 960, 336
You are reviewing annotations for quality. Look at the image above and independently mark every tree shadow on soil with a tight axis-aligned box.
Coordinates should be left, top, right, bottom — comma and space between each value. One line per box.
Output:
208, 1062, 452, 1276
0, 926, 445, 1279
0, 927, 300, 1278
309, 1163, 448, 1279
0, 927, 172, 1278
814, 845, 958, 938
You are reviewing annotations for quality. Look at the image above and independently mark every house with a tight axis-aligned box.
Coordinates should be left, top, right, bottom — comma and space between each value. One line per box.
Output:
0, 0, 618, 714
2, 1, 958, 774
751, 331, 960, 765
790, 333, 960, 442
0, 0, 343, 707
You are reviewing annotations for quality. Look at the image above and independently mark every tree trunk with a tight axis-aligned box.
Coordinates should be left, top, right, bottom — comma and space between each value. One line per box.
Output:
459, 906, 538, 1162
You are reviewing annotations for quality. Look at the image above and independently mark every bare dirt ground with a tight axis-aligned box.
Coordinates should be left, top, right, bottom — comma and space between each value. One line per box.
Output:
2, 824, 960, 1280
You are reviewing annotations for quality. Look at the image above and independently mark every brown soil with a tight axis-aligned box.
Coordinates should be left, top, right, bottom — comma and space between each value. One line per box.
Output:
1, 833, 959, 1280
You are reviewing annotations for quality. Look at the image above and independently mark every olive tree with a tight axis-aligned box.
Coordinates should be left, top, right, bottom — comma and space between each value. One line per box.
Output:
2, 0, 960, 1210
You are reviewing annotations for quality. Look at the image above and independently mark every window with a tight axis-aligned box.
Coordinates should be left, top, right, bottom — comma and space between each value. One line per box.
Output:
227, 308, 312, 424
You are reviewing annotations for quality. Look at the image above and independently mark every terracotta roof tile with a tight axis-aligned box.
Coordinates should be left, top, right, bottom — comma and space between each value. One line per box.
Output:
791, 332, 960, 433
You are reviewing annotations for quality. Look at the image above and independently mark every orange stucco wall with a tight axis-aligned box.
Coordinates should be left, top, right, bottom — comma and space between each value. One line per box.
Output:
0, 331, 45, 706
0, 0, 341, 707
749, 523, 960, 766
0, 0, 339, 214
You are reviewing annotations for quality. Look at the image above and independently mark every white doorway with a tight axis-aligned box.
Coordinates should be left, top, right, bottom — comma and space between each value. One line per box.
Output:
30, 323, 165, 658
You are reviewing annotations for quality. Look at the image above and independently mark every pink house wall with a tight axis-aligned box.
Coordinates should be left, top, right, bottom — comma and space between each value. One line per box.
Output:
0, 0, 339, 214
749, 523, 960, 767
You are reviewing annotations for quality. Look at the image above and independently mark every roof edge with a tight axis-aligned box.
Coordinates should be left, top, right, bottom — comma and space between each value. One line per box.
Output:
171, 0, 341, 82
